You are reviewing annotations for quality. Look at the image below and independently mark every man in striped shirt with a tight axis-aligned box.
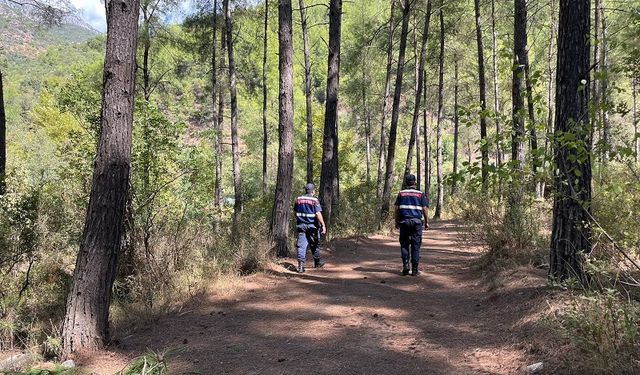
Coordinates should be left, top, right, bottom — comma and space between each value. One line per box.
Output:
394, 174, 429, 276
293, 183, 327, 273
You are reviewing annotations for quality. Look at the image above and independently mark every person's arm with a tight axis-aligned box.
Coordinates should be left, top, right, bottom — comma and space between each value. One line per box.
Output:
422, 192, 430, 229
316, 212, 327, 234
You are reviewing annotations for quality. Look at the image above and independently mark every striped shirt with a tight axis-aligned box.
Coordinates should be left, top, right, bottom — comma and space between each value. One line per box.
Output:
394, 189, 428, 220
294, 194, 322, 225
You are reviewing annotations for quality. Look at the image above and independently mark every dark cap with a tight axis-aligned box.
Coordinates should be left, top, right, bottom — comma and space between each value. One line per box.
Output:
305, 183, 315, 193
404, 174, 417, 186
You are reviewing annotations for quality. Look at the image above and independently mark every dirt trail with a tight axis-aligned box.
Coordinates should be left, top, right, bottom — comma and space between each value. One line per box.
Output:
84, 221, 550, 375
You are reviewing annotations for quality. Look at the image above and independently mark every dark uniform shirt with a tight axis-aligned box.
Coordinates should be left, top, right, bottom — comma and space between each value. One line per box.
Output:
294, 194, 322, 225
394, 189, 429, 220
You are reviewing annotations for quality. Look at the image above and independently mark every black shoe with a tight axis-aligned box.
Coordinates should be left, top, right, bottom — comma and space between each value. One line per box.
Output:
314, 258, 325, 268
297, 261, 305, 273
402, 261, 410, 276
411, 267, 420, 276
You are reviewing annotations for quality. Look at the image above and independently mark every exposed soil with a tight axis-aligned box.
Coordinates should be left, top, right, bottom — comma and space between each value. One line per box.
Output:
76, 221, 561, 375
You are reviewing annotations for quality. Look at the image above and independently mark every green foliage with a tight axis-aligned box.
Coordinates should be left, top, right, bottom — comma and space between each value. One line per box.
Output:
554, 289, 640, 374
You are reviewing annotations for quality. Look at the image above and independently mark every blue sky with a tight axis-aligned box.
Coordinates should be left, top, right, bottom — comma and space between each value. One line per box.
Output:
70, 0, 193, 33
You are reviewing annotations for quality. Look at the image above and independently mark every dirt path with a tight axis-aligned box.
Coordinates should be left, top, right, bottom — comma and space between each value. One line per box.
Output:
83, 221, 550, 374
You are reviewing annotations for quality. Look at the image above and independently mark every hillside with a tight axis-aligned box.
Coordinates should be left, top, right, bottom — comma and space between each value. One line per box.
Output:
0, 0, 99, 60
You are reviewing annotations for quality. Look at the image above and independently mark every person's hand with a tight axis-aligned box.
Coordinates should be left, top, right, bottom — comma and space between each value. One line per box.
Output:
424, 222, 430, 229
321, 225, 327, 235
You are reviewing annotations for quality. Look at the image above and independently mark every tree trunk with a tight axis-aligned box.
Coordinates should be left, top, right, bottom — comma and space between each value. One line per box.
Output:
474, 0, 489, 188
215, 22, 225, 209
362, 58, 372, 185
299, 0, 313, 184
550, 0, 592, 282
0, 70, 6, 195
490, 0, 502, 167
423, 70, 430, 197
376, 0, 396, 200
592, 0, 600, 152
271, 0, 294, 258
434, 5, 444, 219
262, 0, 269, 194
404, 0, 432, 179
512, 0, 526, 167
599, 1, 610, 164
380, 0, 412, 222
542, 0, 557, 197
452, 57, 459, 195
62, 0, 140, 355
319, 0, 342, 228
634, 77, 639, 163
224, 0, 243, 235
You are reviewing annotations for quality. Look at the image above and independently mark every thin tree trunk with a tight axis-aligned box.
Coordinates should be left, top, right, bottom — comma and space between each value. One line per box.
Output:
380, 0, 412, 222
215, 71, 224, 208
376, 0, 396, 200
474, 0, 489, 188
362, 58, 372, 185
262, 0, 269, 194
319, 0, 342, 228
62, 0, 140, 355
592, 0, 600, 153
404, 0, 432, 179
423, 70, 430, 197
634, 77, 639, 163
271, 0, 294, 258
542, 0, 557, 197
299, 0, 313, 184
550, 0, 592, 282
224, 0, 243, 235
452, 57, 459, 195
599, 1, 610, 164
434, 5, 444, 219
512, 0, 526, 167
0, 70, 5, 195
490, 0, 502, 167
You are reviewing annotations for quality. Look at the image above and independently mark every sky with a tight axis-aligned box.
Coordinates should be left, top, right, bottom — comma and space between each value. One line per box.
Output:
69, 0, 193, 33
68, 0, 106, 31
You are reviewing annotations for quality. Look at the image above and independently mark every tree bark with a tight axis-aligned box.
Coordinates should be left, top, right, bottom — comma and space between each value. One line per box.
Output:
0, 70, 6, 195
215, 20, 225, 209
362, 57, 372, 185
262, 0, 269, 194
380, 0, 412, 222
512, 0, 526, 167
62, 0, 140, 355
299, 0, 314, 184
224, 0, 243, 235
490, 0, 502, 167
474, 0, 489, 188
542, 0, 557, 197
376, 0, 396, 200
319, 0, 342, 228
404, 0, 432, 180
271, 0, 294, 258
550, 0, 592, 282
599, 1, 610, 164
452, 57, 459, 195
423, 69, 430, 197
592, 0, 600, 152
434, 5, 444, 219
634, 77, 639, 163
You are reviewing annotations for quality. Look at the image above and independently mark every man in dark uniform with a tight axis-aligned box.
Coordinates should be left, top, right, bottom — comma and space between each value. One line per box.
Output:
394, 174, 429, 276
293, 183, 327, 273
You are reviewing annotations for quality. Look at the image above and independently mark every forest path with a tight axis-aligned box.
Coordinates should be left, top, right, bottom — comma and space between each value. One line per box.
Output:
86, 221, 547, 374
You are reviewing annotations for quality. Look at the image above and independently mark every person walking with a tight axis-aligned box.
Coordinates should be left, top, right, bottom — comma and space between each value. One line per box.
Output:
294, 183, 327, 273
394, 174, 429, 276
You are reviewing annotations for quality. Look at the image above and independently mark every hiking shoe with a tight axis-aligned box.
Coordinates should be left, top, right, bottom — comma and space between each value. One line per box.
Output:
411, 269, 420, 276
314, 258, 325, 268
297, 261, 305, 273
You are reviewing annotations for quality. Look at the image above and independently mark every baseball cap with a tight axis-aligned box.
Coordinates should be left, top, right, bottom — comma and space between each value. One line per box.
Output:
305, 183, 315, 193
404, 174, 416, 185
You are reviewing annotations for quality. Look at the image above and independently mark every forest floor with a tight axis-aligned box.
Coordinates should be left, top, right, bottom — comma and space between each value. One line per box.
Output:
76, 220, 564, 375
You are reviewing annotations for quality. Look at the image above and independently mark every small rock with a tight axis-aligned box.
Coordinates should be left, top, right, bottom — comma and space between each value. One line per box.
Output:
182, 338, 189, 345
373, 313, 379, 318
61, 360, 75, 369
525, 362, 544, 373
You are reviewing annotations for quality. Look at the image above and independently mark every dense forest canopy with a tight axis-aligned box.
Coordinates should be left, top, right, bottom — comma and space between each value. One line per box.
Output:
1, 0, 640, 371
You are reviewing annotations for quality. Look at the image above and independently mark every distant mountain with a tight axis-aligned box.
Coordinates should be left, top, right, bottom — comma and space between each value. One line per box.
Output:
0, 0, 99, 60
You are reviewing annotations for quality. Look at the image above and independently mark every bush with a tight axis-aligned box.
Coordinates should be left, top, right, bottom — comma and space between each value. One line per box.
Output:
554, 289, 640, 374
